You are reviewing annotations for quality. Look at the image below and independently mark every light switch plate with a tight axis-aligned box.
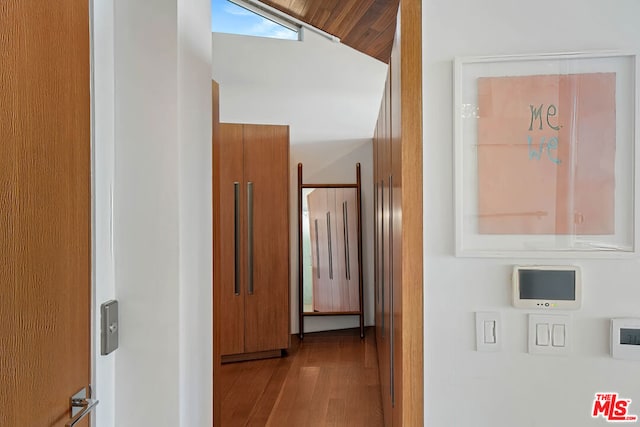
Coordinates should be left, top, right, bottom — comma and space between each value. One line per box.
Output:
101, 300, 119, 355
528, 314, 570, 356
476, 312, 501, 352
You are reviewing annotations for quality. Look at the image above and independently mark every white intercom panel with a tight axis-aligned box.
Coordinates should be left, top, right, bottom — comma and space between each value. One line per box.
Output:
512, 265, 582, 310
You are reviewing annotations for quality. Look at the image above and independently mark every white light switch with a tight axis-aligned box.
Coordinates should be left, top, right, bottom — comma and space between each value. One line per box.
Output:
536, 323, 550, 346
529, 314, 570, 356
484, 321, 496, 344
476, 312, 501, 352
552, 324, 565, 347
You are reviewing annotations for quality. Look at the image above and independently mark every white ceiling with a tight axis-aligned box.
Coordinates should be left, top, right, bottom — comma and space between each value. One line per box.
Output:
212, 28, 388, 145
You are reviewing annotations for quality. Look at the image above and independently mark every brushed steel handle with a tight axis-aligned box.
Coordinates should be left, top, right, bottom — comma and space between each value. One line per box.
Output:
247, 182, 254, 295
380, 179, 385, 337
389, 174, 395, 406
374, 182, 378, 305
326, 211, 333, 280
67, 388, 99, 427
343, 200, 350, 280
234, 182, 240, 296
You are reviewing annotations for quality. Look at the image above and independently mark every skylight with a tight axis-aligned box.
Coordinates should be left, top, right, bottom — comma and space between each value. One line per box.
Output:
211, 0, 299, 41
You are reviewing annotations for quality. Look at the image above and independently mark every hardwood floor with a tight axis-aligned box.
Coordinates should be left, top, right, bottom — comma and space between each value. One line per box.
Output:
220, 327, 383, 426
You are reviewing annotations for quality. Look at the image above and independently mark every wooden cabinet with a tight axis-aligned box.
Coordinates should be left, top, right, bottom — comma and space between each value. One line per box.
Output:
215, 122, 290, 360
373, 0, 424, 419
375, 75, 394, 426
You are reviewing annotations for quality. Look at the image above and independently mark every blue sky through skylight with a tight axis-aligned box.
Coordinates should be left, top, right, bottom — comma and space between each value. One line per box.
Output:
211, 0, 298, 40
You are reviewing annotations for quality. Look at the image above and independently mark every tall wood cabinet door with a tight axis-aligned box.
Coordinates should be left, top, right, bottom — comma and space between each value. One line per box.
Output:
391, 48, 403, 426
243, 124, 290, 353
333, 188, 356, 312
218, 123, 246, 356
381, 75, 394, 427
340, 188, 360, 311
326, 189, 347, 311
307, 189, 331, 312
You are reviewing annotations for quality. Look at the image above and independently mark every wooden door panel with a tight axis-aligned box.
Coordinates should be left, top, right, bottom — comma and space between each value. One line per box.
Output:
342, 188, 360, 311
242, 125, 289, 353
331, 188, 349, 312
307, 201, 319, 312
0, 1, 91, 426
307, 188, 331, 312
325, 188, 346, 311
218, 123, 246, 356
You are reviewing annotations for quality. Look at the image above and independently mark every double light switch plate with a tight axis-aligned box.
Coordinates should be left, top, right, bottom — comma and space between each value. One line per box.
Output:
528, 313, 570, 356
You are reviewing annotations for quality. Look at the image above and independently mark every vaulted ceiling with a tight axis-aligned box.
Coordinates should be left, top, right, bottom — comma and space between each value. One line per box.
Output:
258, 0, 400, 63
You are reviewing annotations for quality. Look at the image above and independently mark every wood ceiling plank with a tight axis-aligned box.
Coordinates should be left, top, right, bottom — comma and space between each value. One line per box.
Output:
325, 0, 374, 36
313, 0, 338, 28
305, 0, 329, 28
364, 20, 396, 63
341, 4, 384, 46
256, 0, 398, 63
370, 0, 399, 32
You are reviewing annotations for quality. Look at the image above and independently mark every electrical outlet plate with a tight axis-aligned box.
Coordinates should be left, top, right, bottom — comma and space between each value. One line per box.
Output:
101, 300, 119, 355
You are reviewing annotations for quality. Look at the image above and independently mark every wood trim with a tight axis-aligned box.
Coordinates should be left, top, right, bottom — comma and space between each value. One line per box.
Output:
301, 183, 359, 189
302, 311, 362, 316
399, 0, 423, 425
221, 349, 283, 364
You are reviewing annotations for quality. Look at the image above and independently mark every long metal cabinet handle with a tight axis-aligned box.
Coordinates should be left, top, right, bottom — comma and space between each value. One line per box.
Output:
234, 182, 240, 295
247, 182, 254, 295
315, 219, 320, 279
380, 179, 385, 337
389, 174, 395, 407
374, 182, 378, 304
343, 201, 350, 280
327, 212, 333, 279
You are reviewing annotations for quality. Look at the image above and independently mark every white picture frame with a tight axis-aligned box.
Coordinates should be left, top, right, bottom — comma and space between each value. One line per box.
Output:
454, 52, 638, 257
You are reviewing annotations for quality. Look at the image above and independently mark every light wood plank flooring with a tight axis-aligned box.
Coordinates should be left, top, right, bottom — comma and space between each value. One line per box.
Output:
220, 327, 383, 426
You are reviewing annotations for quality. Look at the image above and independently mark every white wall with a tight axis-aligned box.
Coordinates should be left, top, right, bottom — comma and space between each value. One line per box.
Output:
177, 1, 213, 426
93, 0, 116, 425
423, 1, 640, 426
109, 0, 212, 426
212, 30, 385, 333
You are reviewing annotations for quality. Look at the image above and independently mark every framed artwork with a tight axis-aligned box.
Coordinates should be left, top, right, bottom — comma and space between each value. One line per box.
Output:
454, 52, 638, 257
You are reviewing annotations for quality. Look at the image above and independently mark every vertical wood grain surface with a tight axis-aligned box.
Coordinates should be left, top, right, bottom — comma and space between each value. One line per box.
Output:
0, 1, 91, 425
307, 189, 332, 312
398, 1, 423, 425
372, 0, 423, 424
243, 124, 290, 353
218, 123, 246, 356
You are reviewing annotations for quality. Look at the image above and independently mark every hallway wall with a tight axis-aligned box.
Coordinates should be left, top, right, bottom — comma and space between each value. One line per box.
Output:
422, 1, 640, 426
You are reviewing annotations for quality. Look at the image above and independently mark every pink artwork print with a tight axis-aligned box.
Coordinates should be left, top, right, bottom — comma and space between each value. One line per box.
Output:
477, 73, 616, 235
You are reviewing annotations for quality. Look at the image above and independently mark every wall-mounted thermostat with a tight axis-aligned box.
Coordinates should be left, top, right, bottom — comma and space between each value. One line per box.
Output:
611, 318, 640, 361
512, 265, 581, 310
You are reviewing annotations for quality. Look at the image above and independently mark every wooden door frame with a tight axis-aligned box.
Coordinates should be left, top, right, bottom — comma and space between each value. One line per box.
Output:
396, 0, 424, 425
